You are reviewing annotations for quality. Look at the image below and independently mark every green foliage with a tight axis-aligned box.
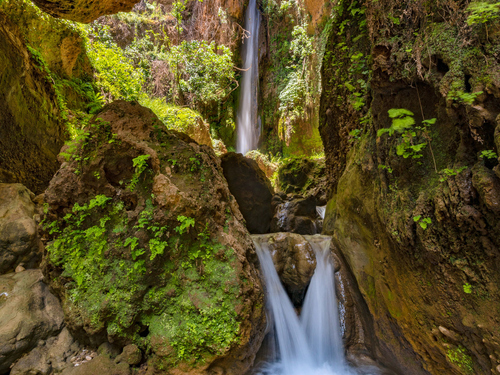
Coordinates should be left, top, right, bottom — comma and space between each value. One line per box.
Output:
129, 155, 150, 191
378, 164, 393, 174
467, 2, 500, 26
175, 215, 195, 235
480, 149, 498, 159
377, 109, 415, 137
447, 346, 474, 374
439, 166, 467, 182
85, 26, 145, 101
413, 215, 432, 230
168, 40, 236, 105
378, 109, 437, 164
463, 283, 473, 294
349, 129, 362, 142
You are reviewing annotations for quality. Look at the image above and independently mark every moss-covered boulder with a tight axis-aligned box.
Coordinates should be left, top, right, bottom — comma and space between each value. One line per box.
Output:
42, 101, 266, 373
276, 157, 327, 202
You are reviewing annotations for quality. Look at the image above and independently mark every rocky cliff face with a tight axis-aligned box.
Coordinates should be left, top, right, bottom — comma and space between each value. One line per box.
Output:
321, 1, 500, 374
0, 11, 67, 194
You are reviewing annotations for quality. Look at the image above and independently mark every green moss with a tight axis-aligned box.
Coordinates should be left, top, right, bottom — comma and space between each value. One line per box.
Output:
46, 188, 241, 365
447, 346, 474, 374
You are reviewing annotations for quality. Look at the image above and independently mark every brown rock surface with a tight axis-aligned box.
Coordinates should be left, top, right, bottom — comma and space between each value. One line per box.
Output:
221, 153, 275, 234
0, 184, 42, 274
0, 270, 65, 373
42, 100, 266, 374
0, 11, 67, 193
31, 0, 140, 23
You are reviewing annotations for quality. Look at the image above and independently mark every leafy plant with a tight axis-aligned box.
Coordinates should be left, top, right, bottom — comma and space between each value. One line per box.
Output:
175, 215, 195, 235
378, 164, 393, 174
129, 155, 150, 191
467, 2, 500, 26
463, 283, 472, 294
413, 215, 432, 230
480, 149, 498, 159
439, 166, 467, 182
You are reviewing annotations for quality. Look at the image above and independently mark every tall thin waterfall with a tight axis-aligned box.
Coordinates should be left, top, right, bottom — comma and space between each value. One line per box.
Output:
236, 0, 260, 155
253, 235, 357, 375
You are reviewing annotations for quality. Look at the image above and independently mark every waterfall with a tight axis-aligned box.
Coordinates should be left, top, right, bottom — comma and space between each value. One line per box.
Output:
316, 206, 326, 220
236, 0, 260, 155
253, 235, 365, 375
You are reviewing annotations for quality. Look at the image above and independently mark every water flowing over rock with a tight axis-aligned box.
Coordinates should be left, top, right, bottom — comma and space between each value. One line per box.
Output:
0, 184, 42, 275
254, 233, 317, 307
42, 100, 266, 373
221, 152, 274, 234
236, 0, 261, 154
252, 235, 352, 375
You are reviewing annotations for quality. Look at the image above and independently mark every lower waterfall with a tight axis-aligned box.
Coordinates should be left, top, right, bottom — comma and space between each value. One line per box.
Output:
252, 235, 376, 375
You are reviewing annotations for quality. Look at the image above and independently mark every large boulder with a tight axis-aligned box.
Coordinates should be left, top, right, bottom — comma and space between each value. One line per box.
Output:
0, 183, 42, 274
0, 12, 67, 193
276, 157, 327, 202
42, 100, 266, 373
220, 153, 274, 234
0, 269, 65, 373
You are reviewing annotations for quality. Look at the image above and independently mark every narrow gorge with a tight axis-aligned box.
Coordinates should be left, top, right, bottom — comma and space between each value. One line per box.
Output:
1, 0, 500, 374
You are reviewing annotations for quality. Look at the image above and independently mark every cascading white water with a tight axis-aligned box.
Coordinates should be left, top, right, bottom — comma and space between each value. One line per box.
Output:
253, 235, 366, 375
316, 206, 326, 220
236, 0, 260, 155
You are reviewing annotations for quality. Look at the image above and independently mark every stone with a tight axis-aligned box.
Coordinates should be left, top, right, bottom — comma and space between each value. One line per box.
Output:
0, 183, 42, 275
115, 344, 141, 366
42, 101, 266, 374
271, 194, 321, 235
10, 328, 81, 375
220, 152, 274, 234
60, 355, 130, 375
97, 342, 121, 359
0, 270, 65, 373
0, 12, 67, 193
30, 0, 140, 23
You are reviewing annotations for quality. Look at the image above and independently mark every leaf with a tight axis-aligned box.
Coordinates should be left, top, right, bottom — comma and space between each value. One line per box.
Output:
420, 222, 428, 230
413, 215, 421, 222
392, 117, 415, 132
388, 108, 414, 118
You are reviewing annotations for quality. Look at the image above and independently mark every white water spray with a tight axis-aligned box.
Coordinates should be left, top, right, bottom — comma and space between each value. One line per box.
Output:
253, 235, 374, 375
236, 0, 260, 155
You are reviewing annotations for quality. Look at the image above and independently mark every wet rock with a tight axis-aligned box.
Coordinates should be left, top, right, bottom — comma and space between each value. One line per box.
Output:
30, 0, 140, 23
221, 152, 274, 234
256, 233, 317, 306
42, 101, 265, 374
0, 270, 65, 373
0, 183, 42, 275
10, 328, 81, 375
271, 194, 321, 235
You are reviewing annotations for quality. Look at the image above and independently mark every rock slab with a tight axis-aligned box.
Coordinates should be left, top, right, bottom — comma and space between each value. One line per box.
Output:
0, 183, 41, 275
